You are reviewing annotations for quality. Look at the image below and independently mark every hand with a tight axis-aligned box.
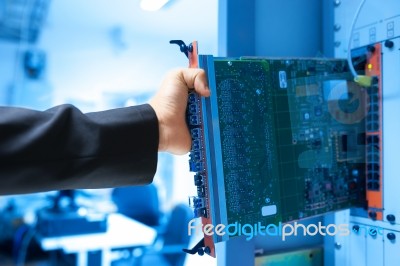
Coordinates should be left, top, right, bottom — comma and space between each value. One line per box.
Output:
149, 68, 210, 155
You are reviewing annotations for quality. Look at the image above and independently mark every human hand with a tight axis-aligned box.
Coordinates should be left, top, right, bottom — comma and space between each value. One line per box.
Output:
149, 68, 210, 155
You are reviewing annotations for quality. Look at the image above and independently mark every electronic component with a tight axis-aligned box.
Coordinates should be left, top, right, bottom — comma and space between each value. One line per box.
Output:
185, 51, 370, 256
350, 43, 383, 220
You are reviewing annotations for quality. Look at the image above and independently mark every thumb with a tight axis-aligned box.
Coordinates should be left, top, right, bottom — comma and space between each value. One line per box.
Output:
180, 68, 210, 97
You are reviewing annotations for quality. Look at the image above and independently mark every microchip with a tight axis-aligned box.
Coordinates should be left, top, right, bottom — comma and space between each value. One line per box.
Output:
314, 106, 322, 116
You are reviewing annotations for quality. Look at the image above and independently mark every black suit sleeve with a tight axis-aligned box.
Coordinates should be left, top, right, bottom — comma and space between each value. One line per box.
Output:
0, 104, 159, 195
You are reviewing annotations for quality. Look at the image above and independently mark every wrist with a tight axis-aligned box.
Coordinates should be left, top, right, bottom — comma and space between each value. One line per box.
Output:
149, 101, 167, 152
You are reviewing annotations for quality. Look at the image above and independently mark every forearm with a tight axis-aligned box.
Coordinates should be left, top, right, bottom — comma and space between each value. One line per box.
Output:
0, 104, 159, 195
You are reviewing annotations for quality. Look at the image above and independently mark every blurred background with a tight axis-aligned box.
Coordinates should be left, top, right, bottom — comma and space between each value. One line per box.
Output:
0, 0, 217, 265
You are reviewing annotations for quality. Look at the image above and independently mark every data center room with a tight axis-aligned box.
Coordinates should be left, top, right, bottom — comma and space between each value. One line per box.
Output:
0, 0, 399, 266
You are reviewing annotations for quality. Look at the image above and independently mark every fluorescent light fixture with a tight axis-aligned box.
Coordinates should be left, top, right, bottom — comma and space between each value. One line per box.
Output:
140, 0, 169, 11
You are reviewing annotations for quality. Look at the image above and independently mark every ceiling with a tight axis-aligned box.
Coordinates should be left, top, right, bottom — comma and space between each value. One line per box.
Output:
45, 0, 217, 42
33, 0, 218, 109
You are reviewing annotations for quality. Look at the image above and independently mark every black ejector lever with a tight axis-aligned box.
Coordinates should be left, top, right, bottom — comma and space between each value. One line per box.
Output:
170, 40, 193, 58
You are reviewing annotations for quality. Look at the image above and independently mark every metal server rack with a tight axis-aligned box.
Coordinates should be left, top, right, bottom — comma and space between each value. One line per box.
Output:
326, 0, 400, 265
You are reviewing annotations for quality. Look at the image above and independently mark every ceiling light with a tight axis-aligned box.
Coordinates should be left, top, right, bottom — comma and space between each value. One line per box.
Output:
140, 0, 169, 11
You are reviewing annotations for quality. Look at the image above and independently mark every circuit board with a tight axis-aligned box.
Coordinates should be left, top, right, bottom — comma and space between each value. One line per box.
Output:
187, 56, 368, 254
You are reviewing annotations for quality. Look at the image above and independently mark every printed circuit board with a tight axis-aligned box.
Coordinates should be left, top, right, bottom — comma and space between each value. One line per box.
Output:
187, 56, 369, 256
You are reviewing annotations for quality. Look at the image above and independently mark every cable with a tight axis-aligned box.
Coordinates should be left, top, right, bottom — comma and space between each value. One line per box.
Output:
16, 227, 36, 266
13, 225, 29, 263
346, 0, 373, 87
347, 0, 366, 78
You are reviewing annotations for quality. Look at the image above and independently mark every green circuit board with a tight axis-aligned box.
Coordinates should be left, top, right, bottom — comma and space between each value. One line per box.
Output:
211, 58, 367, 226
